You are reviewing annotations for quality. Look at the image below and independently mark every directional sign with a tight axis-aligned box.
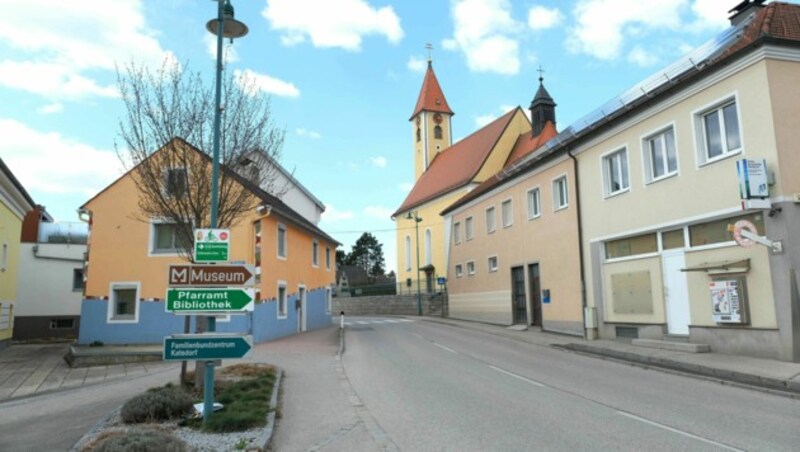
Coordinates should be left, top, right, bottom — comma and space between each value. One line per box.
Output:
194, 228, 230, 263
163, 334, 253, 361
166, 288, 255, 313
168, 264, 255, 287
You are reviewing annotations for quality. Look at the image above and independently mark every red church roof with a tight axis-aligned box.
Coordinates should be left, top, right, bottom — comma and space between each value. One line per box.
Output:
409, 63, 454, 120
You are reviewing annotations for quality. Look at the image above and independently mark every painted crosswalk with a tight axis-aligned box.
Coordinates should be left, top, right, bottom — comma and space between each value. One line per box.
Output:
343, 318, 415, 326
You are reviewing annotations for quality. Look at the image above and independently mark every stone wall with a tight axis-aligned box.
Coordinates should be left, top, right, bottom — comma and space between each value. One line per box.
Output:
333, 294, 445, 316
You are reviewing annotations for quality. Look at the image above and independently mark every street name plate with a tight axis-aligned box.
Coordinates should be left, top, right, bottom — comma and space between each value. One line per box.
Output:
168, 264, 255, 287
194, 228, 230, 263
166, 288, 255, 313
163, 334, 253, 361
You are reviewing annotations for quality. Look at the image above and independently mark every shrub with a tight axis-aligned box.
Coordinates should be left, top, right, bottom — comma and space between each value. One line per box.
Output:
121, 386, 194, 424
94, 429, 187, 452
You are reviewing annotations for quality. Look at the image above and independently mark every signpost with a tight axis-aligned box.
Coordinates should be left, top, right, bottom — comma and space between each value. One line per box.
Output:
194, 228, 230, 263
166, 288, 255, 313
164, 334, 253, 361
169, 264, 255, 287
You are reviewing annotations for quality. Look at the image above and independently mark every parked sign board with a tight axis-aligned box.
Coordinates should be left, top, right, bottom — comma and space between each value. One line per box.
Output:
194, 228, 230, 263
166, 288, 255, 313
168, 264, 255, 287
163, 334, 253, 361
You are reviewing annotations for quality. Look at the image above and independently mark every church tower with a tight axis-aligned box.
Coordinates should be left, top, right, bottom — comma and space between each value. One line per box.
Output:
529, 74, 556, 137
410, 61, 453, 181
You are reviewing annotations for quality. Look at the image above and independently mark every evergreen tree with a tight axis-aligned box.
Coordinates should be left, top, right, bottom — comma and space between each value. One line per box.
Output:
345, 232, 386, 277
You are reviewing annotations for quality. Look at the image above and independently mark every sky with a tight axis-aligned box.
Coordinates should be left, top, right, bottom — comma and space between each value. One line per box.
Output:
0, 0, 783, 273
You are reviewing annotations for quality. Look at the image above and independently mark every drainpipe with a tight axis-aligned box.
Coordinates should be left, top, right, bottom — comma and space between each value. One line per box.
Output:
567, 149, 589, 339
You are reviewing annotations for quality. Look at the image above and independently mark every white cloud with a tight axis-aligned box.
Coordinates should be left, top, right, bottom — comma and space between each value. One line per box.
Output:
262, 0, 403, 51
204, 33, 239, 63
690, 0, 731, 30
446, 0, 521, 75
398, 182, 414, 192
475, 114, 497, 127
370, 156, 387, 168
364, 206, 393, 220
407, 55, 428, 73
627, 46, 659, 67
321, 205, 354, 222
37, 102, 64, 115
0, 0, 174, 100
0, 119, 120, 197
528, 6, 563, 31
234, 69, 300, 98
296, 128, 322, 139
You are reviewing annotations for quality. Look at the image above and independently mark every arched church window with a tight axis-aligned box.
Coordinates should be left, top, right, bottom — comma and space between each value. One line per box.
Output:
434, 125, 443, 139
416, 127, 421, 142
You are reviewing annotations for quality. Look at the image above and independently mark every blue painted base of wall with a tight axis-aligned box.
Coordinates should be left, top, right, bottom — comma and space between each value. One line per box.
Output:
79, 288, 333, 345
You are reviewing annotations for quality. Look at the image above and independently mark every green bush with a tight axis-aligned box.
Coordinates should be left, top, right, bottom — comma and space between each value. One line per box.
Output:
94, 429, 186, 452
121, 385, 194, 424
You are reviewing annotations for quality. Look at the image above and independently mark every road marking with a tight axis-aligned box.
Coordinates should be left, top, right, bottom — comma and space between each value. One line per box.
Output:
616, 411, 743, 451
434, 343, 457, 354
356, 321, 369, 325
489, 366, 545, 387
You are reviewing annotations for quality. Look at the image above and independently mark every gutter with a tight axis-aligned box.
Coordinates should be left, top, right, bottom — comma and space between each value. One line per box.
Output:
567, 148, 589, 339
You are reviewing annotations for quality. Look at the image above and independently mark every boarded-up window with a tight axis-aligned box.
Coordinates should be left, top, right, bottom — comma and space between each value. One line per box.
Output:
689, 213, 764, 247
605, 233, 657, 259
611, 271, 653, 314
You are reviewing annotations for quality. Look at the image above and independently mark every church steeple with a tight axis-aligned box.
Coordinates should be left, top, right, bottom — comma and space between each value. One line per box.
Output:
410, 59, 454, 180
529, 69, 556, 137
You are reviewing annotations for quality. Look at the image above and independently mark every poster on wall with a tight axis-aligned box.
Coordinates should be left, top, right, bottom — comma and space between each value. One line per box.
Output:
709, 280, 743, 323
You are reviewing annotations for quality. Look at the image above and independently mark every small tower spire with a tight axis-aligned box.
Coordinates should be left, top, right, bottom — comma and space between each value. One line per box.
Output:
425, 43, 433, 64
529, 66, 556, 137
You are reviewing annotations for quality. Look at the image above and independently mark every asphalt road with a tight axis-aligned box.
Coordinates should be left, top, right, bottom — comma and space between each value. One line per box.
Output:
342, 318, 800, 451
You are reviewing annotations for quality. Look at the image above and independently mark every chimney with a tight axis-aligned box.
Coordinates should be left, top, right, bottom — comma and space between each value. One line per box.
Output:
729, 0, 766, 26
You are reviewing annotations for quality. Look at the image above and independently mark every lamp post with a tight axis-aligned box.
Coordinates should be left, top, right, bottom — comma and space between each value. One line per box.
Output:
203, 0, 248, 423
406, 211, 423, 316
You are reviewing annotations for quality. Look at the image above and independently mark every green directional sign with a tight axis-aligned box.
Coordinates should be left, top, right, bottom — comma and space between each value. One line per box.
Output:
194, 228, 230, 263
163, 334, 253, 361
166, 288, 255, 313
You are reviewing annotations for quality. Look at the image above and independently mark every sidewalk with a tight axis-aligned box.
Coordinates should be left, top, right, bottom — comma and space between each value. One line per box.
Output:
420, 316, 800, 397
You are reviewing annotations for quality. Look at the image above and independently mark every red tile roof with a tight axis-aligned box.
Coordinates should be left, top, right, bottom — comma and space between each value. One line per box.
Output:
393, 108, 519, 216
410, 63, 454, 120
718, 2, 800, 60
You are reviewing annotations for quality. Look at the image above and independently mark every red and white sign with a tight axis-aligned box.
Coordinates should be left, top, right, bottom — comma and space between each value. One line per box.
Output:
732, 220, 757, 248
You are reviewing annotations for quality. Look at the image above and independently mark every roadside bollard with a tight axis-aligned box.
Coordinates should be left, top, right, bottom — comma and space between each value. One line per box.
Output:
340, 311, 345, 329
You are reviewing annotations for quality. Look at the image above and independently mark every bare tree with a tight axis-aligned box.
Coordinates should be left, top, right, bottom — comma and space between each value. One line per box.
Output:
116, 60, 287, 260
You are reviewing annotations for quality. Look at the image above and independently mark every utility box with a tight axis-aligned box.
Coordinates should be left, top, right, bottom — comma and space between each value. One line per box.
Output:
584, 307, 598, 329
709, 277, 749, 324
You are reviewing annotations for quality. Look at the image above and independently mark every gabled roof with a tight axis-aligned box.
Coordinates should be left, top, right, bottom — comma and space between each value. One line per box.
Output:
410, 62, 454, 120
443, 122, 558, 216
0, 157, 36, 209
393, 108, 519, 217
717, 1, 800, 59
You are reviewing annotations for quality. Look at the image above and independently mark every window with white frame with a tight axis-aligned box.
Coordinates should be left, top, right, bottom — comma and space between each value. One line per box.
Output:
312, 239, 319, 267
466, 261, 476, 275
73, 268, 84, 291
501, 200, 513, 228
527, 187, 541, 220
454, 222, 461, 244
644, 127, 678, 182
602, 148, 629, 196
488, 255, 498, 272
108, 282, 139, 322
553, 176, 569, 210
424, 229, 432, 266
151, 221, 184, 254
405, 235, 412, 271
486, 206, 496, 233
277, 223, 287, 259
455, 264, 463, 278
163, 167, 187, 198
697, 99, 742, 163
465, 216, 474, 240
326, 247, 331, 270
277, 282, 288, 318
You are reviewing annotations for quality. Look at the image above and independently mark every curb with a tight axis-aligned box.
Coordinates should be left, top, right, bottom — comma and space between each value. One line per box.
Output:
260, 367, 283, 451
556, 343, 800, 398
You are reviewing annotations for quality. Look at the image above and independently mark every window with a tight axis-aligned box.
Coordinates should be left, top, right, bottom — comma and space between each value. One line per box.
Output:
416, 127, 421, 142
453, 222, 461, 244
50, 319, 75, 330
527, 188, 541, 220
72, 268, 84, 292
151, 222, 184, 254
405, 235, 412, 271
486, 207, 496, 234
553, 176, 569, 210
466, 261, 476, 276
605, 234, 658, 259
424, 229, 432, 266
108, 282, 139, 323
434, 125, 443, 139
1, 242, 7, 271
488, 256, 498, 272
277, 282, 288, 318
325, 287, 332, 314
602, 148, 629, 196
312, 239, 319, 267
455, 264, 463, 278
501, 200, 513, 228
326, 247, 331, 270
465, 216, 474, 240
689, 213, 763, 247
163, 167, 187, 197
697, 99, 742, 163
644, 127, 678, 182
277, 223, 287, 259
661, 229, 685, 250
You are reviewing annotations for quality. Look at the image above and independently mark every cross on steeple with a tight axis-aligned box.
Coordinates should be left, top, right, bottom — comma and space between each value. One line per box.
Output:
425, 43, 433, 63
537, 65, 545, 83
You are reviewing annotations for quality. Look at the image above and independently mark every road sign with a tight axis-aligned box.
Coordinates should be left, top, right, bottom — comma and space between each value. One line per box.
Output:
437, 277, 447, 285
163, 334, 253, 361
166, 288, 255, 313
194, 228, 230, 263
168, 264, 255, 287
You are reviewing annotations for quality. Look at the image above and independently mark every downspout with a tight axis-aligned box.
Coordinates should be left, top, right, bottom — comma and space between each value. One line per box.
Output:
567, 148, 589, 339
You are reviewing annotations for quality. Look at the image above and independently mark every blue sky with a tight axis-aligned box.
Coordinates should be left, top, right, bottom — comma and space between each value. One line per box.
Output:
0, 0, 779, 272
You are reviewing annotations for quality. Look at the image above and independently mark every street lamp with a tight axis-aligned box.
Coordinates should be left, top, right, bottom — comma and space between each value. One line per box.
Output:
203, 0, 248, 423
406, 211, 423, 316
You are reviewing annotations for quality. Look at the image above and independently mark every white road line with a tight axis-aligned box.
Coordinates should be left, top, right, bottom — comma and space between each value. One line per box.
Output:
356, 321, 369, 325
385, 320, 401, 323
616, 411, 743, 451
434, 343, 457, 354
398, 319, 413, 322
489, 366, 545, 387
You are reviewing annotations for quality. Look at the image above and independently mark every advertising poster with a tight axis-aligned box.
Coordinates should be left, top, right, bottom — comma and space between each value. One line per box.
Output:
710, 280, 742, 323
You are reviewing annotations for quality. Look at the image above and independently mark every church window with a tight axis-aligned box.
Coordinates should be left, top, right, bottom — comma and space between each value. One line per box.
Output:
434, 125, 443, 139
416, 127, 421, 142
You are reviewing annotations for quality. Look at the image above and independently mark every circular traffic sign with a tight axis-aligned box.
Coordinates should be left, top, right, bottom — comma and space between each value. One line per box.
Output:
732, 220, 757, 247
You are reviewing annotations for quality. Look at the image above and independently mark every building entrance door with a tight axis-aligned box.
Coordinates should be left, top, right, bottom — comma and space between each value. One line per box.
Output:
662, 250, 690, 335
297, 286, 307, 332
528, 263, 542, 326
511, 266, 527, 324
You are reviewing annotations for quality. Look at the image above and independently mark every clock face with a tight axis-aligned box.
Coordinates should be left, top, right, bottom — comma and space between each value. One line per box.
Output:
433, 113, 443, 124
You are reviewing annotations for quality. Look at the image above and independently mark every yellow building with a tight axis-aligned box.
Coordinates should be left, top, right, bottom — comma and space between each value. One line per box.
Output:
0, 158, 36, 347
